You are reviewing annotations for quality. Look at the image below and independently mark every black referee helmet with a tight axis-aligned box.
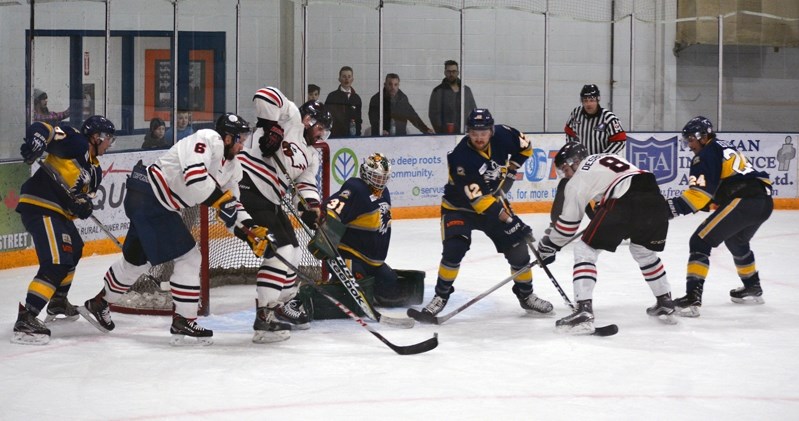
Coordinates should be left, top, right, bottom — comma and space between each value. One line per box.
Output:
580, 84, 600, 99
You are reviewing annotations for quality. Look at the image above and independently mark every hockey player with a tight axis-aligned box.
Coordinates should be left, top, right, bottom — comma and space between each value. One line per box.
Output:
551, 84, 627, 227
308, 152, 410, 306
79, 113, 263, 346
236, 88, 330, 343
666, 116, 773, 317
413, 108, 553, 318
537, 142, 675, 333
12, 116, 115, 345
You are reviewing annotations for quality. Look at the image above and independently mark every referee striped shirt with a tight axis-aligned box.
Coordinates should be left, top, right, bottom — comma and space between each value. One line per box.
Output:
564, 106, 626, 155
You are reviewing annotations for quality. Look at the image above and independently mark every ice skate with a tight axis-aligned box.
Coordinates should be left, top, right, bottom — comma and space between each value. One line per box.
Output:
555, 300, 595, 334
274, 298, 310, 330
647, 293, 677, 325
253, 305, 291, 344
673, 289, 702, 318
517, 292, 554, 315
730, 284, 765, 305
44, 295, 80, 323
78, 292, 115, 332
11, 303, 51, 345
421, 295, 449, 317
169, 314, 213, 346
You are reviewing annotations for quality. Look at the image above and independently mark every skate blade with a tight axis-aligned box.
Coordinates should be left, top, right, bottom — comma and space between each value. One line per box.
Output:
77, 307, 112, 333
675, 306, 700, 318
555, 322, 595, 335
252, 330, 291, 344
170, 334, 213, 346
283, 322, 310, 330
10, 331, 50, 345
523, 308, 555, 317
730, 296, 765, 305
44, 313, 80, 324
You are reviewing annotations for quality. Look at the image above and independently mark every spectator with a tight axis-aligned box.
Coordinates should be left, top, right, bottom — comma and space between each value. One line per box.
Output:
324, 66, 362, 138
368, 73, 434, 136
164, 109, 194, 142
141, 118, 169, 149
429, 60, 477, 134
33, 89, 70, 127
307, 84, 321, 102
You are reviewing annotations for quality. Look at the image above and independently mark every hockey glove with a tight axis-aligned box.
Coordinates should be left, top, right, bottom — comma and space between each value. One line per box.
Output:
298, 198, 322, 230
238, 220, 269, 258
536, 236, 560, 265
68, 193, 94, 219
504, 214, 534, 245
211, 190, 239, 229
258, 124, 284, 157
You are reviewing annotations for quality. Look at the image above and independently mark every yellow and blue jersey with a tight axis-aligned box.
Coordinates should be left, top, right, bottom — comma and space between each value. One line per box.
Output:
17, 125, 102, 219
442, 124, 531, 214
325, 177, 391, 267
671, 138, 771, 215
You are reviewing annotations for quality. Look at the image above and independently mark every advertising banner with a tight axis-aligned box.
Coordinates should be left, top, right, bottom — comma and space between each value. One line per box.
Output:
0, 162, 33, 252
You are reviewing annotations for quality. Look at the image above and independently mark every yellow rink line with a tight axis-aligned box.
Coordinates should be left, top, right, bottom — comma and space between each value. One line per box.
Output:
2, 198, 797, 270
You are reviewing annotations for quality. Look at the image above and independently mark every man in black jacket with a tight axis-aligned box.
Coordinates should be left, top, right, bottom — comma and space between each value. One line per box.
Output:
324, 66, 362, 138
428, 60, 477, 134
368, 73, 434, 136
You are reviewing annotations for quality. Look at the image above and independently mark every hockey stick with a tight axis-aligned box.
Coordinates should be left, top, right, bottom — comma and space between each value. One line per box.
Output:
36, 158, 123, 250
527, 237, 618, 337
250, 230, 437, 355
271, 157, 414, 328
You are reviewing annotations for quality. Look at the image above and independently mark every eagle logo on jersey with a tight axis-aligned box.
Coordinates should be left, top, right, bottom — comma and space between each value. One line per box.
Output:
281, 141, 308, 170
378, 202, 391, 234
481, 161, 503, 184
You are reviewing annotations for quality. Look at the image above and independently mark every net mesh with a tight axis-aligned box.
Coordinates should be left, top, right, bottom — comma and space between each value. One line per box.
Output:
110, 143, 330, 315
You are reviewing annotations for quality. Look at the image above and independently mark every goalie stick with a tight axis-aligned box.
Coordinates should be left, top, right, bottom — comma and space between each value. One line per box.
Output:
36, 158, 123, 250
250, 230, 437, 355
271, 157, 415, 329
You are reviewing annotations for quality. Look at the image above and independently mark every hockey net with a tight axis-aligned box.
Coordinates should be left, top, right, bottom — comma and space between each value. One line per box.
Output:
110, 142, 331, 316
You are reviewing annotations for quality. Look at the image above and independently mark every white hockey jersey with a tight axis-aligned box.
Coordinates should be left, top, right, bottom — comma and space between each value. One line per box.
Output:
550, 153, 645, 247
238, 87, 321, 206
146, 128, 248, 218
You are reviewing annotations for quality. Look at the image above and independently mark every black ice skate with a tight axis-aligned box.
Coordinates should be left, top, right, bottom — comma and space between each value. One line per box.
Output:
170, 314, 213, 346
11, 303, 51, 345
730, 283, 765, 305
45, 295, 80, 323
673, 287, 703, 318
253, 305, 291, 344
556, 300, 595, 334
78, 292, 115, 333
274, 298, 310, 330
421, 295, 449, 317
647, 293, 677, 325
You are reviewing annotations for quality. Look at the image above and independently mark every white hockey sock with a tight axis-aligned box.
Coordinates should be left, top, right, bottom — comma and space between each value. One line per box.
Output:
257, 245, 296, 308
170, 247, 202, 319
630, 244, 670, 297
103, 258, 151, 304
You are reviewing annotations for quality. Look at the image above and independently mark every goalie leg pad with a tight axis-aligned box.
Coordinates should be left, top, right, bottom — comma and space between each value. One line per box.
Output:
298, 276, 376, 321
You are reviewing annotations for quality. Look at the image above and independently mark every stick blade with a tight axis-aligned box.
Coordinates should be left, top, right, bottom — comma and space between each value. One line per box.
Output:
406, 308, 440, 325
388, 332, 439, 355
378, 313, 416, 328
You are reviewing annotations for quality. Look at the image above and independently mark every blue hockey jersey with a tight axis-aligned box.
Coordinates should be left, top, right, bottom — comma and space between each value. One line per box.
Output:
325, 177, 392, 267
17, 125, 102, 219
442, 124, 531, 214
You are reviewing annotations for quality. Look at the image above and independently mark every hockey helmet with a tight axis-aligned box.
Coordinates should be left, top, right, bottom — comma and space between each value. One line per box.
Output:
580, 84, 600, 99
681, 116, 714, 148
360, 152, 391, 191
82, 115, 115, 137
299, 100, 332, 144
216, 112, 252, 142
466, 108, 494, 131
554, 141, 588, 177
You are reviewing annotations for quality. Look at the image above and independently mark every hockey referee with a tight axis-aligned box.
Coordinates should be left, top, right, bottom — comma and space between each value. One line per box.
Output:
550, 84, 627, 225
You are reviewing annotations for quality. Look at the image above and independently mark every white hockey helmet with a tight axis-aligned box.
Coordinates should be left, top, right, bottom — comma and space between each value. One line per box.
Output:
360, 152, 391, 191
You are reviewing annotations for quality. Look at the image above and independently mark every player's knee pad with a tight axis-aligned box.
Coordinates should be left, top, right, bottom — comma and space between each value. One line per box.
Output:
504, 243, 530, 268
441, 236, 470, 264
629, 243, 658, 267
688, 234, 712, 256
172, 247, 202, 285
574, 241, 600, 264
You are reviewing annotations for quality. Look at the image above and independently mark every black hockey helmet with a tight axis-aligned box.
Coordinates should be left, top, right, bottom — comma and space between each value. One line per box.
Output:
466, 108, 494, 130
216, 112, 252, 141
299, 100, 332, 144
580, 84, 600, 99
554, 141, 588, 176
82, 115, 115, 137
681, 116, 714, 140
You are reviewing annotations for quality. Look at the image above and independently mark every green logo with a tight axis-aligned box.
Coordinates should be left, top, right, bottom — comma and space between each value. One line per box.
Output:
332, 148, 358, 185
412, 186, 420, 196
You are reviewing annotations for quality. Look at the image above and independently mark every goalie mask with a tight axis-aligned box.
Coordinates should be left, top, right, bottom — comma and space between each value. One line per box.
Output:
554, 141, 588, 178
360, 152, 391, 192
